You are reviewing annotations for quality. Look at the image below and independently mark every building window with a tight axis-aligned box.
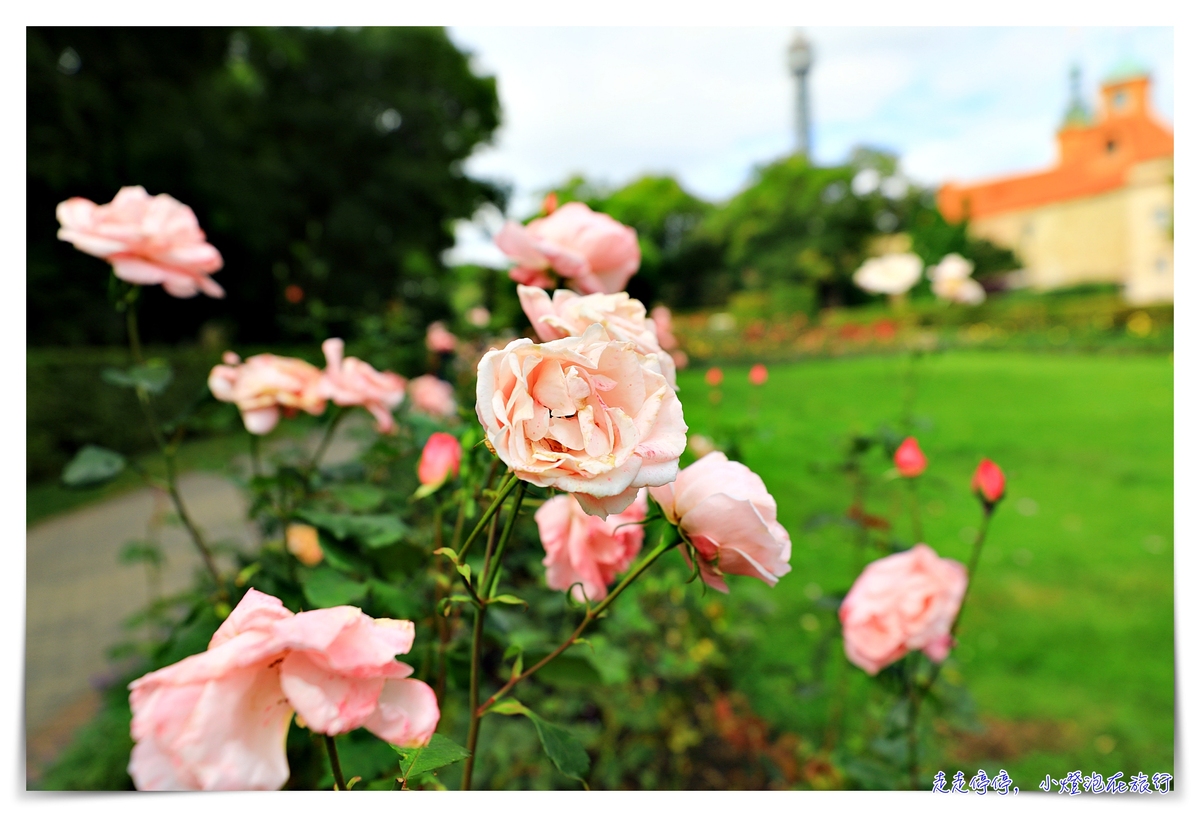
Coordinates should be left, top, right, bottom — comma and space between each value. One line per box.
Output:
1106, 139, 1118, 154
1113, 89, 1128, 110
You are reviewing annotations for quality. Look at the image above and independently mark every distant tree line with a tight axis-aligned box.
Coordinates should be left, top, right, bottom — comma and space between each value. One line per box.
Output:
28, 26, 504, 351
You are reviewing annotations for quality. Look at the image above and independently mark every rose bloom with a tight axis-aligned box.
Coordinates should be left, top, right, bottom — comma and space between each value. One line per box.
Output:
409, 374, 458, 419
839, 544, 968, 675
494, 202, 641, 294
208, 352, 326, 435
320, 338, 406, 434
418, 432, 463, 487
127, 589, 439, 790
748, 363, 768, 386
426, 321, 458, 354
852, 253, 923, 296
537, 489, 647, 603
518, 285, 676, 387
932, 275, 986, 306
650, 305, 679, 351
285, 524, 323, 567
476, 324, 687, 517
56, 186, 225, 298
894, 436, 927, 478
972, 458, 1006, 505
649, 452, 792, 592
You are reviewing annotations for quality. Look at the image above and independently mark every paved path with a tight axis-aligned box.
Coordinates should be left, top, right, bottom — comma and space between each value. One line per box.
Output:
24, 427, 364, 782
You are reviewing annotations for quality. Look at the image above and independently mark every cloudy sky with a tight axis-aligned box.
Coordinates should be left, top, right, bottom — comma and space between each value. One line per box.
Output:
444, 26, 1173, 266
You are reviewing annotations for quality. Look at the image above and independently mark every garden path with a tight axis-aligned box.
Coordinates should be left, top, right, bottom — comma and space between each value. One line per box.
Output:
24, 426, 364, 782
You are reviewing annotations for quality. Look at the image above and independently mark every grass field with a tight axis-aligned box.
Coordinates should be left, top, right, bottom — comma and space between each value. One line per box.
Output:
674, 350, 1173, 787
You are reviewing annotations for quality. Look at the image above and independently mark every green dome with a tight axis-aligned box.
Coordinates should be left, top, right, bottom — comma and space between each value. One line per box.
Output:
1104, 56, 1150, 83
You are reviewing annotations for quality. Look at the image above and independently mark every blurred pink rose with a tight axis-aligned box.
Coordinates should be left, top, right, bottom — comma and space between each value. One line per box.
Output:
705, 367, 724, 387
650, 452, 792, 593
517, 286, 676, 387
650, 305, 679, 351
748, 363, 768, 386
127, 588, 439, 790
476, 324, 686, 517
409, 374, 458, 419
425, 321, 458, 354
894, 436, 927, 478
418, 432, 462, 487
56, 186, 225, 298
320, 338, 406, 434
537, 489, 647, 603
494, 202, 640, 294
839, 544, 968, 675
208, 352, 327, 435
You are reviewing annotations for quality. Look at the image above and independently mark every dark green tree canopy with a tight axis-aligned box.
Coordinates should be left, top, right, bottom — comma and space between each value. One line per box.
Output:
28, 27, 504, 347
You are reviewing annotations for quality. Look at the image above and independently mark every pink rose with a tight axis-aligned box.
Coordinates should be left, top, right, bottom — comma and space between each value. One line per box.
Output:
494, 202, 641, 295
426, 321, 458, 354
127, 589, 439, 790
418, 432, 462, 487
748, 363, 768, 386
476, 324, 687, 517
537, 489, 647, 603
56, 186, 225, 298
320, 338, 406, 434
409, 374, 458, 419
650, 305, 679, 352
649, 452, 791, 593
208, 352, 327, 435
517, 285, 677, 387
839, 544, 968, 675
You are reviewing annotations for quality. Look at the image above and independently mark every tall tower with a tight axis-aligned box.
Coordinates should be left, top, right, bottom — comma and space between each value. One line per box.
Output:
787, 29, 814, 157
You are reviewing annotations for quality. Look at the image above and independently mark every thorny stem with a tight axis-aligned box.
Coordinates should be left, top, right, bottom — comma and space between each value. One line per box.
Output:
324, 734, 347, 791
476, 530, 678, 717
904, 504, 996, 788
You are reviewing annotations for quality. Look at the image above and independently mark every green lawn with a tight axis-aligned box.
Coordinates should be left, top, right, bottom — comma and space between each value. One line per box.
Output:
675, 350, 1173, 787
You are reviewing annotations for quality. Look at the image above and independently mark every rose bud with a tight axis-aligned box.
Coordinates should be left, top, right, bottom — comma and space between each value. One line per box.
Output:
894, 436, 927, 478
972, 458, 1006, 506
418, 432, 462, 489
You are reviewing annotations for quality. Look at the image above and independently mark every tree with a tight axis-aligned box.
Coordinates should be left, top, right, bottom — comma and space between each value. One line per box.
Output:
27, 27, 503, 354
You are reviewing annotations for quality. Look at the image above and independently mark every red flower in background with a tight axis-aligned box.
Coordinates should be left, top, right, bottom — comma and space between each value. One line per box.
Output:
972, 459, 1006, 506
705, 367, 724, 387
894, 437, 927, 478
749, 363, 768, 386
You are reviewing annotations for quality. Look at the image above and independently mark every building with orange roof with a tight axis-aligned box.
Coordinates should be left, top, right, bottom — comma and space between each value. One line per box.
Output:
938, 62, 1173, 304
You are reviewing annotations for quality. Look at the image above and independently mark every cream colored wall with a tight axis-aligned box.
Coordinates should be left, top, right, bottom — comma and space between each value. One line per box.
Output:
967, 159, 1173, 304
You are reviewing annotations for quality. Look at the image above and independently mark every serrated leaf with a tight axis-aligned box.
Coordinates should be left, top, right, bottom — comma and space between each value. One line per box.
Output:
491, 594, 528, 608
529, 714, 590, 781
393, 733, 471, 779
299, 565, 368, 607
61, 445, 126, 487
101, 361, 173, 394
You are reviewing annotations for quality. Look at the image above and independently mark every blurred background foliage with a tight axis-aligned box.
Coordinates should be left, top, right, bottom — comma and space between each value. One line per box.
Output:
28, 26, 504, 351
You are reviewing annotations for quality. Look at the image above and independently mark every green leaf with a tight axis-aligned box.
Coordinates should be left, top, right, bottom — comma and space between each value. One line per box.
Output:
329, 484, 387, 512
61, 445, 126, 487
488, 700, 589, 781
491, 594, 528, 608
412, 482, 441, 500
299, 565, 368, 607
393, 733, 471, 779
528, 713, 591, 781
432, 547, 459, 563
369, 580, 421, 619
101, 361, 173, 394
297, 510, 408, 548
456, 563, 472, 583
